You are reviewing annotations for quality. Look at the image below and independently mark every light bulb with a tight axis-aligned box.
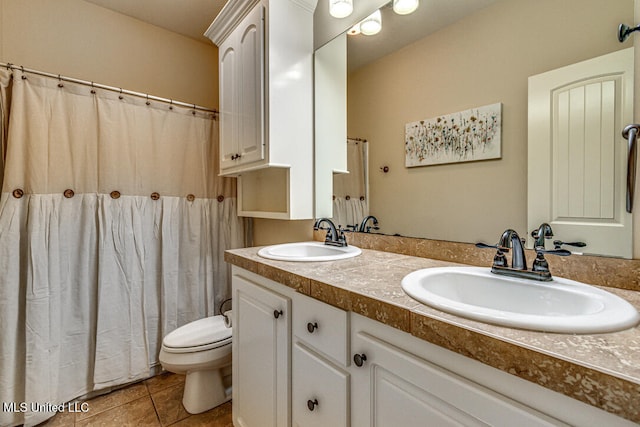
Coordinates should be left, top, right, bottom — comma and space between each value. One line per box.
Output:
329, 0, 353, 19
360, 10, 382, 36
393, 0, 419, 15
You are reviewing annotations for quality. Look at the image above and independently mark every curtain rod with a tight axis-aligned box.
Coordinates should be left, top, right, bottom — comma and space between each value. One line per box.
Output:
1, 62, 218, 115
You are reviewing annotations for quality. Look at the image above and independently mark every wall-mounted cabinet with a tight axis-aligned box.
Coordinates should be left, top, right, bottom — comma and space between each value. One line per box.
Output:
206, 0, 317, 219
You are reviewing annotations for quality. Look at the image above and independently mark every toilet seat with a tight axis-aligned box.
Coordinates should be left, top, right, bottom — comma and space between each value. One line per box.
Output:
162, 315, 232, 354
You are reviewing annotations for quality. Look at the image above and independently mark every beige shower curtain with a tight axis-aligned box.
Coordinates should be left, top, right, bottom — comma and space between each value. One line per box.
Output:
332, 138, 369, 229
0, 68, 243, 426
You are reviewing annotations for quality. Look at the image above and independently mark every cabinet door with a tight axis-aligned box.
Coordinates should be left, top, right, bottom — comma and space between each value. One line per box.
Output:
351, 331, 565, 427
237, 5, 265, 165
292, 343, 349, 427
219, 36, 238, 170
233, 275, 290, 427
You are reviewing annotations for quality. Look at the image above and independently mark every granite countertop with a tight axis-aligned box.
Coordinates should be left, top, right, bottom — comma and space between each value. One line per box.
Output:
225, 246, 640, 423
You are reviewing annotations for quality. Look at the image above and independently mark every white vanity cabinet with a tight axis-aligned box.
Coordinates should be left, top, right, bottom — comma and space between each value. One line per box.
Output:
292, 293, 350, 427
350, 315, 566, 426
206, 0, 317, 219
349, 313, 635, 427
231, 266, 635, 427
231, 271, 292, 427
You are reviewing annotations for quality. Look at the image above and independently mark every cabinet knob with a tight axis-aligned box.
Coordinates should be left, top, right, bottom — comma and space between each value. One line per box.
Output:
306, 322, 318, 333
353, 353, 367, 367
274, 309, 283, 319
307, 399, 318, 411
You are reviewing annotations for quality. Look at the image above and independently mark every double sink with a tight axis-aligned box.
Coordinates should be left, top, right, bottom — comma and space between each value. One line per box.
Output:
257, 242, 640, 334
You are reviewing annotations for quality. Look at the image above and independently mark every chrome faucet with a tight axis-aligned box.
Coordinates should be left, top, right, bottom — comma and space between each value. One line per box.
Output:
359, 215, 379, 233
313, 218, 347, 247
476, 227, 571, 281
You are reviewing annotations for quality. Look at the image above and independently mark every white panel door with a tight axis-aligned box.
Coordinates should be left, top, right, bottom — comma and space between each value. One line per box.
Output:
528, 48, 634, 258
232, 275, 290, 427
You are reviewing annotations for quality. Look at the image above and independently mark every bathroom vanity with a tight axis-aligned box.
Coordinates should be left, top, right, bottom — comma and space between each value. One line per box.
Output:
226, 246, 640, 426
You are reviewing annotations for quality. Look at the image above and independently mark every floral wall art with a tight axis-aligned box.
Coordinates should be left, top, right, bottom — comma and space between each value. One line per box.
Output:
405, 103, 502, 167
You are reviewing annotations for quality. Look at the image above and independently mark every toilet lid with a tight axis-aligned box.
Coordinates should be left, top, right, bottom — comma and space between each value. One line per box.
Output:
163, 315, 231, 352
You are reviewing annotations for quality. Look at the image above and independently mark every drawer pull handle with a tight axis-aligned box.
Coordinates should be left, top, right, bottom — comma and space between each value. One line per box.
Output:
354, 353, 367, 367
274, 309, 283, 319
307, 322, 318, 333
307, 399, 318, 411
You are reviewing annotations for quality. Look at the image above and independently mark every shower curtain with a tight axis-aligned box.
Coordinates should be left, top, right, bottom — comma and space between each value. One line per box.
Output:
0, 68, 243, 426
332, 138, 369, 229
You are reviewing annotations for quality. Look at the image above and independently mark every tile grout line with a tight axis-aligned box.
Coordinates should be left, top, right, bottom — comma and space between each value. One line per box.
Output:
145, 380, 165, 426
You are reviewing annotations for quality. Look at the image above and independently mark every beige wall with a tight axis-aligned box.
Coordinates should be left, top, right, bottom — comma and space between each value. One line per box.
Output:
346, 0, 636, 253
253, 218, 313, 246
0, 0, 218, 108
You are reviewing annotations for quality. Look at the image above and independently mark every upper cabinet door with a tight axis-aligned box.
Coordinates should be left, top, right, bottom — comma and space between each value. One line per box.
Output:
219, 40, 238, 170
237, 5, 265, 165
528, 48, 634, 258
215, 4, 265, 174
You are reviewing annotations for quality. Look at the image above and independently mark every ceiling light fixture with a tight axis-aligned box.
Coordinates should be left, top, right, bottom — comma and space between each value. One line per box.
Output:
393, 0, 419, 15
360, 9, 382, 36
329, 0, 353, 18
347, 23, 361, 36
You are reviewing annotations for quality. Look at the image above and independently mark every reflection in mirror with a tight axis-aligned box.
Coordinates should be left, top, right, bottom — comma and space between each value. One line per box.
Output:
328, 0, 635, 255
331, 138, 369, 230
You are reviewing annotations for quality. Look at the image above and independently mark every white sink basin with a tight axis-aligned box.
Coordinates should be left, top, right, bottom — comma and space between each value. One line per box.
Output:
401, 266, 640, 333
257, 241, 361, 262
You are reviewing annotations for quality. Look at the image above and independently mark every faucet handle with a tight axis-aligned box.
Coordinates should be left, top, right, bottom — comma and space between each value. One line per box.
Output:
475, 242, 509, 268
536, 248, 572, 256
475, 242, 509, 252
553, 240, 586, 250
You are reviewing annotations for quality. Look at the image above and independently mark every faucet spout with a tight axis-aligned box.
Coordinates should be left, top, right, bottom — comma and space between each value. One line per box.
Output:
359, 215, 379, 233
498, 229, 527, 270
531, 223, 554, 250
313, 218, 347, 247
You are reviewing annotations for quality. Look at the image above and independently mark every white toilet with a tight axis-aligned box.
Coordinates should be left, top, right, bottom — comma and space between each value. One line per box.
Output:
159, 315, 232, 414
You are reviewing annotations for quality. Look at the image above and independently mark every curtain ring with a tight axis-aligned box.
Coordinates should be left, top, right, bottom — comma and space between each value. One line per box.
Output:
217, 195, 225, 203
345, 195, 351, 200
110, 190, 121, 199
146, 94, 150, 106
90, 82, 96, 94
186, 194, 195, 202
360, 196, 365, 201
119, 88, 124, 100
332, 195, 336, 200
192, 104, 196, 115
57, 74, 63, 88
169, 100, 173, 110
150, 192, 160, 200
20, 65, 26, 80
63, 189, 75, 198
12, 189, 24, 199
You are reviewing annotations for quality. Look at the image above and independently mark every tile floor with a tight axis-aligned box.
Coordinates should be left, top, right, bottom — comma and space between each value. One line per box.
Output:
40, 373, 232, 426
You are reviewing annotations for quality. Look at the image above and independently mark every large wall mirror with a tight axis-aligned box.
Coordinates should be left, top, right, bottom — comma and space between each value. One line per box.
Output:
314, 0, 636, 257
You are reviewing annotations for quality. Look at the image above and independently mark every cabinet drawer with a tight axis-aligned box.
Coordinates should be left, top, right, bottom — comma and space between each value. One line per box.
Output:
292, 343, 349, 427
293, 292, 349, 365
